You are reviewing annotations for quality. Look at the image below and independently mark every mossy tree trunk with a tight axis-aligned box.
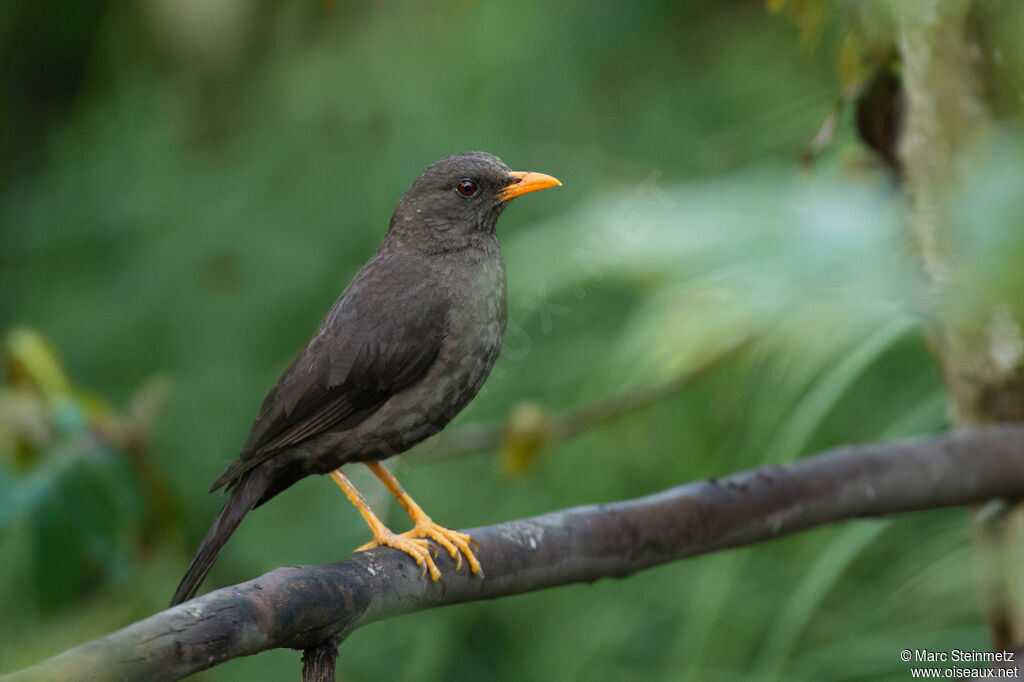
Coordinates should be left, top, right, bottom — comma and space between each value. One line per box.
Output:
896, 0, 1024, 649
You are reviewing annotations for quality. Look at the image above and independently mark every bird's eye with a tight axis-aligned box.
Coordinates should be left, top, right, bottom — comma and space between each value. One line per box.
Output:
456, 179, 478, 197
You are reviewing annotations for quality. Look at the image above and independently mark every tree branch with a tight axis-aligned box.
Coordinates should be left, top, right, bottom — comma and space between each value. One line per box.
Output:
6, 425, 1024, 682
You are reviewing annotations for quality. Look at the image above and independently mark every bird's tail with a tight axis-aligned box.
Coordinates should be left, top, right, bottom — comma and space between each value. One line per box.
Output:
170, 471, 263, 607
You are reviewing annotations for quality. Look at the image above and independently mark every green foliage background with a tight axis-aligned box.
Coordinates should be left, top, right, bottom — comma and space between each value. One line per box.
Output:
3, 0, 1023, 679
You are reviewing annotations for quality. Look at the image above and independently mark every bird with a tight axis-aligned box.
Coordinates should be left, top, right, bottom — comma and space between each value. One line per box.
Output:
170, 151, 561, 606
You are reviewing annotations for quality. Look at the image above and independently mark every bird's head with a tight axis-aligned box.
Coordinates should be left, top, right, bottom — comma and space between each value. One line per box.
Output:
389, 151, 561, 252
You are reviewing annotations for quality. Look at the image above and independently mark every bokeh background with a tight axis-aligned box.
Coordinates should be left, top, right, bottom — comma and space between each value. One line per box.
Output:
4, 0, 1024, 679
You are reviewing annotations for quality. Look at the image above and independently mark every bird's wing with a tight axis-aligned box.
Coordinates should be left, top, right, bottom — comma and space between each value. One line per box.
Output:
211, 263, 449, 491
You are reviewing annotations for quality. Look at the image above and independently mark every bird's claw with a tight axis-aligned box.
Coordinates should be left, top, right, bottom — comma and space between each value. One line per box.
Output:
400, 522, 482, 578
356, 531, 441, 580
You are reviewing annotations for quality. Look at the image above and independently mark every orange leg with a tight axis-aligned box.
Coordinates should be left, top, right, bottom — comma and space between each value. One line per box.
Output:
360, 461, 482, 578
330, 469, 440, 580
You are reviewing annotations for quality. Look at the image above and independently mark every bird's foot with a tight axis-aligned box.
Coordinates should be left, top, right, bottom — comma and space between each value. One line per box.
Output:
356, 528, 441, 581
354, 463, 483, 579
399, 520, 482, 578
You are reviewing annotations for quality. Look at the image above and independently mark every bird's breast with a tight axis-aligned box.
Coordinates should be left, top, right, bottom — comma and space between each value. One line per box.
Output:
334, 251, 507, 462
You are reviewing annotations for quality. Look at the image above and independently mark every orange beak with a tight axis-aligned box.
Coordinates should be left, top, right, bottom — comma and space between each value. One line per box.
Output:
496, 171, 563, 202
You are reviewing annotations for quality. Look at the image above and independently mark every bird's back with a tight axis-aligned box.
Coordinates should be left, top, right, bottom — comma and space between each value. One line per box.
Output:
211, 232, 507, 497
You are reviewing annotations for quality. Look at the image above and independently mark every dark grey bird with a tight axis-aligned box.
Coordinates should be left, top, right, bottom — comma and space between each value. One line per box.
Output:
170, 151, 561, 606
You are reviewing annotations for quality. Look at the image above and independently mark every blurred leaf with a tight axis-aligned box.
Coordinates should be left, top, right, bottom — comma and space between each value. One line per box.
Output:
4, 328, 72, 400
0, 328, 166, 612
837, 32, 868, 96
767, 0, 830, 49
28, 444, 143, 611
499, 402, 553, 477
764, 316, 916, 464
754, 520, 891, 679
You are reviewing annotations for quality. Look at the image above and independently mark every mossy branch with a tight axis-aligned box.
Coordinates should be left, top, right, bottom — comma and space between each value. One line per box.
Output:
5, 425, 1024, 682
